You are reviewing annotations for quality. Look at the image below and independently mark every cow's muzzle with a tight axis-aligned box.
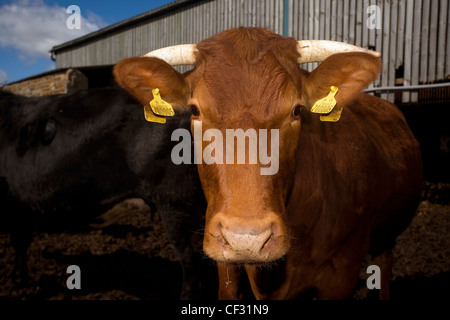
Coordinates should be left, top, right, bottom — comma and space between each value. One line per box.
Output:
203, 212, 289, 264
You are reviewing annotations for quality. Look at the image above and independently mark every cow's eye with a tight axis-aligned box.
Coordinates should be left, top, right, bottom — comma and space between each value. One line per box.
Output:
190, 105, 200, 117
292, 105, 301, 118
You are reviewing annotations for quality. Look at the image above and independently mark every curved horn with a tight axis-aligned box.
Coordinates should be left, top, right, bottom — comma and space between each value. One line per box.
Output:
142, 44, 197, 66
297, 40, 381, 64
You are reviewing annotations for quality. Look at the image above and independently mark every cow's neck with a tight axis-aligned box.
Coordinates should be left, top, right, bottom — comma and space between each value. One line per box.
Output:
244, 262, 287, 299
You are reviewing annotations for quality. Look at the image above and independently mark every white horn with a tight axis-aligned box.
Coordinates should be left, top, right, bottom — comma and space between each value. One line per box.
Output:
297, 40, 381, 63
143, 44, 197, 66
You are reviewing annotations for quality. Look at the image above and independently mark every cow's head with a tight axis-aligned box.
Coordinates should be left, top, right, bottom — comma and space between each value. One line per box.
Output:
114, 28, 381, 264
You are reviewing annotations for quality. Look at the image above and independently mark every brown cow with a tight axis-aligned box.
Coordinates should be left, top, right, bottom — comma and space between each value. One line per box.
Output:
113, 27, 423, 300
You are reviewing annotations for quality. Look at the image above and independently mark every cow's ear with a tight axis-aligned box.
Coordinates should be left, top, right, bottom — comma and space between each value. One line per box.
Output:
113, 57, 190, 110
301, 52, 381, 110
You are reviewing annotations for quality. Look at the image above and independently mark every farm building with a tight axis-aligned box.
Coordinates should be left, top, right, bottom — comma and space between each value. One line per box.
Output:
49, 0, 450, 103
3, 0, 448, 101
11, 0, 450, 179
2, 0, 450, 180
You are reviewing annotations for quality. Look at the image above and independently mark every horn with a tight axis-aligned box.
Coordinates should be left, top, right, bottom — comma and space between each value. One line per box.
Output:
297, 40, 381, 63
142, 40, 380, 65
142, 44, 197, 66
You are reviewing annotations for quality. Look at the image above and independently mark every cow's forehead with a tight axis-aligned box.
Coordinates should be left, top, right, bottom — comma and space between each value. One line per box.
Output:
191, 34, 302, 126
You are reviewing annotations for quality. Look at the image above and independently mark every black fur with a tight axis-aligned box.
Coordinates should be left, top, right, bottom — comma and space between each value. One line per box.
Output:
0, 87, 212, 299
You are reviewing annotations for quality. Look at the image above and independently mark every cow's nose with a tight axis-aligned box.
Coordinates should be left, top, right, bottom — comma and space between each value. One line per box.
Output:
204, 213, 289, 263
221, 225, 274, 258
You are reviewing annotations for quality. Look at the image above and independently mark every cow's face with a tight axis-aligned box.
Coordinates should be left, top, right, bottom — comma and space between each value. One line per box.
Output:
114, 28, 381, 264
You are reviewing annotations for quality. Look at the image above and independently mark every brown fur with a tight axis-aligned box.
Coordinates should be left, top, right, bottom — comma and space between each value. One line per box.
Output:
113, 27, 422, 299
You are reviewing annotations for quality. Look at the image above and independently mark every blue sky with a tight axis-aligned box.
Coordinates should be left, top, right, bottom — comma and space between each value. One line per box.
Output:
0, 0, 174, 84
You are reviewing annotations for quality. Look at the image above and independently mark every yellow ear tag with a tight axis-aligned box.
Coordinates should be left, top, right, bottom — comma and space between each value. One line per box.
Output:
150, 88, 175, 117
144, 104, 166, 124
311, 86, 339, 114
319, 104, 343, 122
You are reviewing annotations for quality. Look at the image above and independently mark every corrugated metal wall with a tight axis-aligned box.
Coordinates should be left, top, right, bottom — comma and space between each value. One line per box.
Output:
55, 0, 285, 69
55, 0, 450, 103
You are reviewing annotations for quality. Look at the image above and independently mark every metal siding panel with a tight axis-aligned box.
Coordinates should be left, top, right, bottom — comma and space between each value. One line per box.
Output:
82, 46, 87, 66
362, 0, 370, 48
75, 47, 80, 66
288, 0, 293, 36
337, 0, 343, 42
331, 0, 337, 41
301, 0, 306, 41
324, 0, 330, 40
140, 24, 147, 55
249, 0, 254, 28
148, 20, 155, 49
428, 0, 439, 82
103, 35, 111, 65
76, 47, 82, 66
319, 0, 325, 40
314, 0, 320, 39
446, 1, 450, 78
135, 25, 141, 55
87, 42, 95, 66
227, 0, 232, 29
343, 0, 349, 43
355, 0, 362, 46
437, 0, 448, 80
308, 0, 313, 39
412, 0, 422, 102
278, 0, 284, 33
368, 0, 376, 47
269, 0, 275, 31
58, 51, 64, 69
291, 0, 298, 38
388, 0, 397, 102
373, 0, 383, 88
381, 0, 391, 101
97, 41, 102, 65
239, 0, 244, 28
231, 0, 236, 28
403, 0, 414, 102
396, 0, 406, 70
142, 24, 149, 54
70, 47, 76, 67
126, 29, 134, 58
208, 0, 215, 36
349, 0, 356, 44
56, 51, 64, 68
420, 0, 430, 83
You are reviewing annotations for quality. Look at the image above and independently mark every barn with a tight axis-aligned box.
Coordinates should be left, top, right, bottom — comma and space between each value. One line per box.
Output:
3, 0, 450, 180
0, 0, 449, 302
49, 0, 450, 104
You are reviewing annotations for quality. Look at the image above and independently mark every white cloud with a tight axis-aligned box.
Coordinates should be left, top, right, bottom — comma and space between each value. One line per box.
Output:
0, 0, 107, 61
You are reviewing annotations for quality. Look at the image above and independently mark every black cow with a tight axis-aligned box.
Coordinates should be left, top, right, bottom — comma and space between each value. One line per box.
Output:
0, 87, 209, 299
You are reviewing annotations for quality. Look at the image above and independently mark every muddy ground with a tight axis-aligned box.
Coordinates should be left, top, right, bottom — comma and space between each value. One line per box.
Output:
0, 182, 449, 300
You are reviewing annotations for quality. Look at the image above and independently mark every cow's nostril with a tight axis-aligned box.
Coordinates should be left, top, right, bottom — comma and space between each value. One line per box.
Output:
261, 232, 274, 251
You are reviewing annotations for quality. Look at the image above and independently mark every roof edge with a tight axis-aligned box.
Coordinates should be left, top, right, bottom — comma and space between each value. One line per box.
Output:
50, 0, 203, 54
